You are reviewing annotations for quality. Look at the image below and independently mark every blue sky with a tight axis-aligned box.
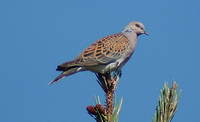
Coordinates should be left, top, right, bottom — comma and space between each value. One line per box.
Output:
0, 0, 199, 121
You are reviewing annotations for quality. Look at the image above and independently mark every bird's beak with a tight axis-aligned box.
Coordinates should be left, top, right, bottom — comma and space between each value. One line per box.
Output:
144, 31, 149, 35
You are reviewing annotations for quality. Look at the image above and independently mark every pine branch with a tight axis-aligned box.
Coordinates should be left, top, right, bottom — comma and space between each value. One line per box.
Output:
86, 72, 180, 122
152, 82, 180, 122
87, 70, 122, 122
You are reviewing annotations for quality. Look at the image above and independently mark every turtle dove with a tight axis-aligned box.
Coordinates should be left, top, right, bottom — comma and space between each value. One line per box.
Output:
50, 21, 148, 84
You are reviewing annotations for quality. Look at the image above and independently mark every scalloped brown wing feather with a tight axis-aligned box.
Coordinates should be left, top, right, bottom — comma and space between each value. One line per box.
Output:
75, 33, 130, 66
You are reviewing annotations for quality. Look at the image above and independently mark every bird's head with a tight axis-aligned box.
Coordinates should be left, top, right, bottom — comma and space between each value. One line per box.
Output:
124, 21, 148, 36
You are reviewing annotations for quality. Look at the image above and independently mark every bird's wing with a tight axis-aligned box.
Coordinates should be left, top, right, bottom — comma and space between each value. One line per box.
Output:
75, 33, 130, 66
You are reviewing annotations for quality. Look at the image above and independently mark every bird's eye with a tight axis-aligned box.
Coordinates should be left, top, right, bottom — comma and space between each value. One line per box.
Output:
135, 24, 140, 28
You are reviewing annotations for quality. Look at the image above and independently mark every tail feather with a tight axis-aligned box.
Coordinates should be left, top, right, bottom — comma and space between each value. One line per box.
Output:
49, 67, 82, 85
48, 73, 66, 85
56, 60, 80, 71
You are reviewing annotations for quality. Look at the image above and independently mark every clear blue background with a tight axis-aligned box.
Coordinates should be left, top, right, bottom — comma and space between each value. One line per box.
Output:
0, 0, 199, 121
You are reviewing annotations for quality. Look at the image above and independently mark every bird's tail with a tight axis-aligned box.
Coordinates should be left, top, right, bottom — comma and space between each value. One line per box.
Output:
56, 60, 81, 71
49, 67, 82, 85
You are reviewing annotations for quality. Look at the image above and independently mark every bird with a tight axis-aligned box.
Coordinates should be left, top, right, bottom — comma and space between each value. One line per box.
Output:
49, 21, 148, 84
